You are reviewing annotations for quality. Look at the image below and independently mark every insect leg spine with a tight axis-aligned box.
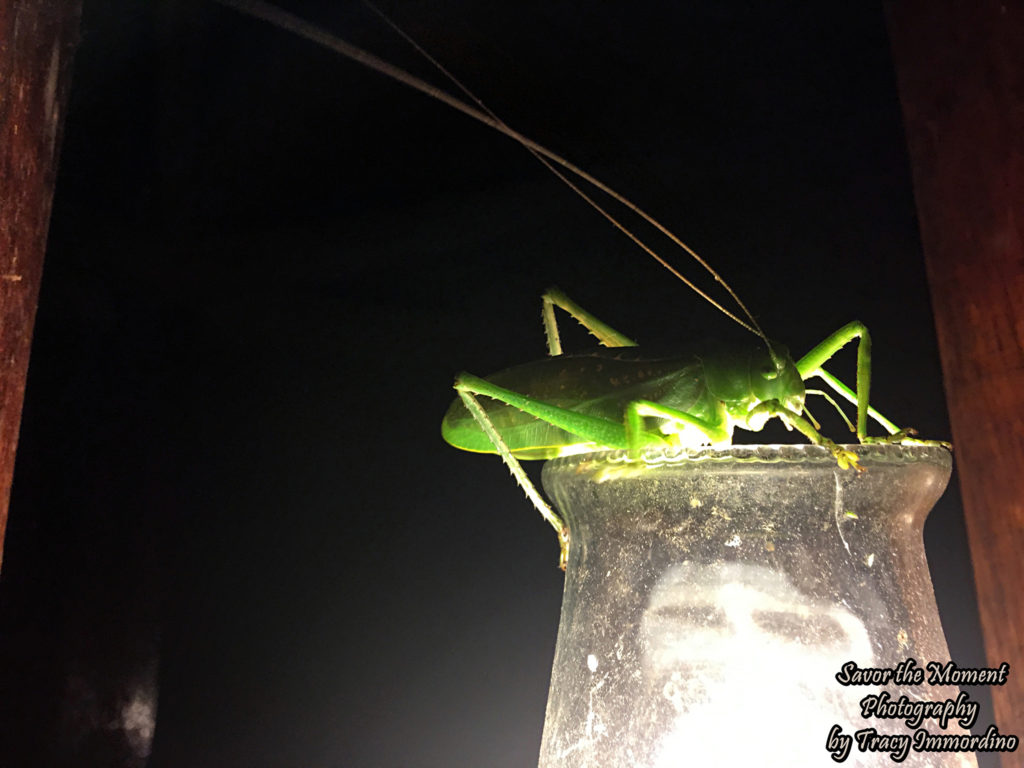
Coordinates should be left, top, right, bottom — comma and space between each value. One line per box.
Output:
455, 384, 569, 569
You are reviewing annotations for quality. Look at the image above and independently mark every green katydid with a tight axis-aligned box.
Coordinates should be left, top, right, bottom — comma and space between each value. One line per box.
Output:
216, 0, 950, 570
441, 292, 938, 569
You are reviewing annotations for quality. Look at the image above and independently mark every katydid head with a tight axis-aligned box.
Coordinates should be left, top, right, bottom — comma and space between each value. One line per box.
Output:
747, 345, 806, 429
703, 344, 805, 431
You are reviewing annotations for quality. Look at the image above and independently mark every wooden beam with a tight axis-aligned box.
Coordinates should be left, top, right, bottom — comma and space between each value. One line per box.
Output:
0, 0, 81, 570
887, 0, 1024, 754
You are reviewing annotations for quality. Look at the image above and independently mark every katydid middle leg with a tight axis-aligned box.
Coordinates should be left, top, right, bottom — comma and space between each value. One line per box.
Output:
624, 400, 730, 453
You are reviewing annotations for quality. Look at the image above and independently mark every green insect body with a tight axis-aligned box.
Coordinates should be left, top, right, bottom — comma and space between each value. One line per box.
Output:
441, 341, 806, 460
217, 0, 950, 569
441, 289, 945, 569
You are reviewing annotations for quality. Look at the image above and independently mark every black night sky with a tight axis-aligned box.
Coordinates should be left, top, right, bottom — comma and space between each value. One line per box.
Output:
0, 1, 994, 766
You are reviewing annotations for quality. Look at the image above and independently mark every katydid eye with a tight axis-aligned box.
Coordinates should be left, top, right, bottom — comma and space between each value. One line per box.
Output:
760, 365, 778, 380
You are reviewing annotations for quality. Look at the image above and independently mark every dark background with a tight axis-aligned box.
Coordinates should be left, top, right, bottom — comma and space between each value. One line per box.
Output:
0, 1, 994, 766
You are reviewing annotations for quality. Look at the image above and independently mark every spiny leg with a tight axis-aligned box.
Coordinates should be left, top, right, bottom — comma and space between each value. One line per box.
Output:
453, 373, 687, 566
456, 373, 635, 450
456, 387, 570, 570
453, 373, 741, 564
456, 376, 719, 455
542, 286, 637, 356
459, 374, 731, 454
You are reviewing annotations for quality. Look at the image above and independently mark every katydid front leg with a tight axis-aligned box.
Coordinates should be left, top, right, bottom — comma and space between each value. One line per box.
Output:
797, 321, 874, 439
800, 322, 889, 437
749, 399, 864, 471
796, 321, 951, 449
810, 370, 948, 448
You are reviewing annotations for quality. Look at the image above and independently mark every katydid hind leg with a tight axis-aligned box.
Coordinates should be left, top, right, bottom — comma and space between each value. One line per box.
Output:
542, 287, 637, 356
453, 373, 694, 564
456, 387, 570, 569
456, 373, 634, 450
455, 376, 727, 455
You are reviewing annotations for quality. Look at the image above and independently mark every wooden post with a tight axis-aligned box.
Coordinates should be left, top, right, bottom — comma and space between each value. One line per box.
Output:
887, 0, 1024, 753
0, 0, 80, 570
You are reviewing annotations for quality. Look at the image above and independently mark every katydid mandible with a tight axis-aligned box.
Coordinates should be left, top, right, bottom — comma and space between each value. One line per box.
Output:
217, 0, 951, 570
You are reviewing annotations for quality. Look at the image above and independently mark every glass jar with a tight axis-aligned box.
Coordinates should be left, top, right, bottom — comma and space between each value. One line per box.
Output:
537, 444, 977, 767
